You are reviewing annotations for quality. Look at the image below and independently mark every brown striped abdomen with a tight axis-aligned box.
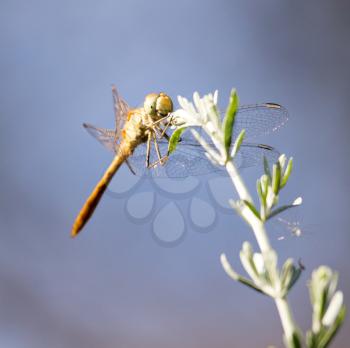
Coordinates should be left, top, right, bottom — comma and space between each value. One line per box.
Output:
71, 144, 133, 237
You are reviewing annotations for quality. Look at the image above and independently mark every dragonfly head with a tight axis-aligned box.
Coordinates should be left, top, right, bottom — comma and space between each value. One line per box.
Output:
144, 92, 173, 118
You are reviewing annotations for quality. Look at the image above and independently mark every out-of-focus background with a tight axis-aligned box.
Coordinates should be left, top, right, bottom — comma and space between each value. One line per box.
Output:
1, 1, 349, 347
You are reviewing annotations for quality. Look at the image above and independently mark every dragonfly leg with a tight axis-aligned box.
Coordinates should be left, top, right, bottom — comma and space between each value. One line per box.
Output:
148, 132, 168, 168
162, 132, 170, 141
145, 132, 152, 168
125, 159, 136, 175
159, 114, 173, 138
152, 114, 173, 139
153, 126, 163, 139
152, 114, 172, 126
153, 133, 164, 163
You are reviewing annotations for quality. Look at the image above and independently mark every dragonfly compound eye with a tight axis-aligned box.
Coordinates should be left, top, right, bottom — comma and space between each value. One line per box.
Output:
156, 93, 173, 116
144, 93, 159, 116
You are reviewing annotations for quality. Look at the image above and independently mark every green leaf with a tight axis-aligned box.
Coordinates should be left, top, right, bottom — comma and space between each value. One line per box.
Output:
280, 259, 294, 290
256, 179, 265, 208
222, 89, 239, 158
242, 200, 261, 220
256, 179, 263, 201
287, 265, 304, 292
306, 330, 318, 348
235, 276, 264, 294
231, 129, 245, 158
263, 156, 272, 181
278, 154, 287, 171
168, 127, 187, 154
266, 203, 300, 220
272, 162, 281, 194
261, 175, 269, 199
239, 242, 264, 285
283, 331, 303, 348
281, 157, 293, 188
220, 254, 264, 294
308, 307, 347, 348
318, 306, 346, 348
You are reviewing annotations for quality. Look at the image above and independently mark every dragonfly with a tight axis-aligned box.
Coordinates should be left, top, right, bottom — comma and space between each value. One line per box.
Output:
71, 86, 288, 237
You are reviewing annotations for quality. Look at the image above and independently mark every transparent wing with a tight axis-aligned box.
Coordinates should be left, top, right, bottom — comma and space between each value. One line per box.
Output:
175, 103, 288, 146
112, 85, 130, 145
232, 103, 288, 139
83, 123, 117, 152
127, 141, 216, 178
84, 99, 285, 177
127, 140, 280, 178
83, 124, 280, 178
235, 142, 280, 168
83, 86, 129, 151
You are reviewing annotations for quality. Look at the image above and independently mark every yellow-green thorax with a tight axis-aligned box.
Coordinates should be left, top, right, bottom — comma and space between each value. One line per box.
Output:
120, 92, 173, 154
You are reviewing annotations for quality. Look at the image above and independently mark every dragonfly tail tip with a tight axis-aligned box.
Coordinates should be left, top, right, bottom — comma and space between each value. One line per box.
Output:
70, 224, 81, 238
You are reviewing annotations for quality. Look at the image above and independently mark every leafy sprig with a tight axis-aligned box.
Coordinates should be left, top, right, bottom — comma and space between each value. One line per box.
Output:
169, 89, 346, 348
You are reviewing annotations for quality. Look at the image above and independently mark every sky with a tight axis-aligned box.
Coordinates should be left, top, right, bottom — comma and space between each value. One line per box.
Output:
0, 1, 349, 347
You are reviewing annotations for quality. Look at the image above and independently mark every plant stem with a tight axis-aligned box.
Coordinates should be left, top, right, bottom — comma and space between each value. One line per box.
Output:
225, 159, 298, 342
276, 297, 296, 340
226, 160, 253, 204
250, 219, 271, 254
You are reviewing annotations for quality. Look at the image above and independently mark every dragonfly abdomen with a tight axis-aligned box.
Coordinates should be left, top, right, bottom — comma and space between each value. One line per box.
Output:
71, 145, 132, 237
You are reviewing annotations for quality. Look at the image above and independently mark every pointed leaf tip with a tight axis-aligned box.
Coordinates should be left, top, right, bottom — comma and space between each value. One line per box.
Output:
168, 127, 187, 154
293, 197, 303, 206
231, 129, 246, 158
223, 89, 239, 158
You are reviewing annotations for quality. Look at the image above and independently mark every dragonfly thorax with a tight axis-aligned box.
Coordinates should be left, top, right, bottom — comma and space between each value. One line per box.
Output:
121, 110, 149, 149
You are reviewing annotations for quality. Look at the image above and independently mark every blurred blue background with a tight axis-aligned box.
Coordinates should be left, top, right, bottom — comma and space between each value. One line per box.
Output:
0, 0, 349, 347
